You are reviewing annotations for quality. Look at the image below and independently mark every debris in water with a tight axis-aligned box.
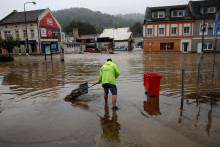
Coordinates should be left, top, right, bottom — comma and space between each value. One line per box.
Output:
185, 92, 220, 104
64, 83, 87, 101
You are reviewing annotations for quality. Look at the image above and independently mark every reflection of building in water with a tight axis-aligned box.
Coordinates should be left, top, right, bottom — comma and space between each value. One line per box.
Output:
143, 95, 161, 115
99, 105, 120, 143
1, 61, 65, 96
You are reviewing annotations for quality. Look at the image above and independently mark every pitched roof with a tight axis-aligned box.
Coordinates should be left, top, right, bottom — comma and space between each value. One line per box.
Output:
189, 0, 220, 19
99, 27, 132, 41
144, 4, 194, 23
0, 9, 45, 25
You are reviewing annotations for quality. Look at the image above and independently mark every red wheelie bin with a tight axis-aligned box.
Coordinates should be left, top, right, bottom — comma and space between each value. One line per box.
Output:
144, 73, 163, 97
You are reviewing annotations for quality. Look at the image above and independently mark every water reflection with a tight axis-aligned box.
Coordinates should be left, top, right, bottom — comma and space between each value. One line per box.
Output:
99, 104, 120, 143
206, 101, 212, 136
143, 95, 161, 116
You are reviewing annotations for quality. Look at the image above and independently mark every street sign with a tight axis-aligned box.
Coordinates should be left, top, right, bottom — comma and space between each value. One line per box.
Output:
214, 12, 219, 37
147, 42, 153, 47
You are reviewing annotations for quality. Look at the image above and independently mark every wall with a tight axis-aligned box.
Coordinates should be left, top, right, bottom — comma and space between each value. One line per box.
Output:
143, 21, 193, 52
143, 39, 181, 52
192, 19, 220, 52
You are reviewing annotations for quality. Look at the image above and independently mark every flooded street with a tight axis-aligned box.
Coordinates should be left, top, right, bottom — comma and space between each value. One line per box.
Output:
0, 52, 220, 146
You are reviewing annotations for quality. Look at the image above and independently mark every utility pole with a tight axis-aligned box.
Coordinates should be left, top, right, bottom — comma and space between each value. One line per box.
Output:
24, 1, 36, 59
200, 19, 206, 59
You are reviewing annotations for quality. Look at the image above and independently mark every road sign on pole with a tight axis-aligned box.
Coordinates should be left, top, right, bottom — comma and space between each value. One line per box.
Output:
212, 12, 219, 78
147, 42, 153, 47
214, 12, 219, 37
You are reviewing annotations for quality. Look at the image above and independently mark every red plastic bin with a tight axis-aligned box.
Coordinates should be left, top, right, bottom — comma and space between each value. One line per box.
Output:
144, 73, 163, 96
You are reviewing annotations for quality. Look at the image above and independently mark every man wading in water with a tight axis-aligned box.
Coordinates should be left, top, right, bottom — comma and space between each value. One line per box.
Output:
98, 59, 120, 110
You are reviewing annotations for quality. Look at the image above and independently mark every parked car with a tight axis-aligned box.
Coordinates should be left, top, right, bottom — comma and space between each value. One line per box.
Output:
84, 48, 95, 52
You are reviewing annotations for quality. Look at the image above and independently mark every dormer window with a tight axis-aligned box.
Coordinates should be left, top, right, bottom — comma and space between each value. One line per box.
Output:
152, 11, 165, 18
171, 10, 185, 17
207, 7, 216, 13
201, 7, 216, 14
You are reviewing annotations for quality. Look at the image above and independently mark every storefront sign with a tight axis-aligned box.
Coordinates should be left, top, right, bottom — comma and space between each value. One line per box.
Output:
40, 27, 60, 39
41, 28, 47, 37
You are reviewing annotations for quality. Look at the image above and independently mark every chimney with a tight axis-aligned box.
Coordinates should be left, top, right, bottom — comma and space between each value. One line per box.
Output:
73, 28, 79, 42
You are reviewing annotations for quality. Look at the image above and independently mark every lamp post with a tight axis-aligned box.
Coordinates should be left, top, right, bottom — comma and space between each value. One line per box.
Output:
24, 1, 36, 59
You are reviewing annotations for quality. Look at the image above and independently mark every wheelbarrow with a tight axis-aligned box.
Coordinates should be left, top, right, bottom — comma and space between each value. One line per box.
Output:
64, 82, 99, 101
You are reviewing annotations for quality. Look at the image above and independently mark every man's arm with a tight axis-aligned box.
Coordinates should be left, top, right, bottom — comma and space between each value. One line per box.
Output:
98, 67, 103, 83
114, 64, 120, 78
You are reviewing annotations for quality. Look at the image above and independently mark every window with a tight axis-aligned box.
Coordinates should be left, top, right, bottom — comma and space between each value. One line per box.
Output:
171, 27, 177, 35
15, 31, 19, 38
31, 30, 34, 38
201, 7, 216, 14
184, 27, 190, 35
23, 30, 27, 38
159, 28, 165, 36
160, 43, 174, 50
4, 31, 11, 38
203, 43, 213, 50
171, 10, 185, 17
152, 11, 165, 18
147, 28, 153, 36
207, 7, 216, 13
200, 23, 208, 35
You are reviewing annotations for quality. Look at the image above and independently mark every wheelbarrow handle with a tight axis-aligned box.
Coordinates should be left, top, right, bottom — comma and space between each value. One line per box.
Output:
88, 82, 100, 88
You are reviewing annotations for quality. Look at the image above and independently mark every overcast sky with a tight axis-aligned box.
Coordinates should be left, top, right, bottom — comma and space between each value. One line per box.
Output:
0, 0, 192, 20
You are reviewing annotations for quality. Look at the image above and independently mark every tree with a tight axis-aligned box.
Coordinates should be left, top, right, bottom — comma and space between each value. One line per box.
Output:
130, 22, 143, 37
0, 35, 18, 55
64, 20, 97, 35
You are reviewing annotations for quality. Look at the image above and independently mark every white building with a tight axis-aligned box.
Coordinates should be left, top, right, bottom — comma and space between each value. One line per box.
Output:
99, 27, 134, 50
0, 8, 62, 54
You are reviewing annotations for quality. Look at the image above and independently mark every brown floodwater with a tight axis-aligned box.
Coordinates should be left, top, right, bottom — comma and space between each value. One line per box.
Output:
0, 52, 220, 146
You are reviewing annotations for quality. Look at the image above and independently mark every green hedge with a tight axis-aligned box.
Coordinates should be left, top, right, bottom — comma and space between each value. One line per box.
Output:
0, 54, 14, 62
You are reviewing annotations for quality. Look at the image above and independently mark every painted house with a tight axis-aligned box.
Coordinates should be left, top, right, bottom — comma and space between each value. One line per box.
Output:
99, 27, 134, 51
143, 5, 194, 52
0, 8, 61, 54
189, 0, 220, 53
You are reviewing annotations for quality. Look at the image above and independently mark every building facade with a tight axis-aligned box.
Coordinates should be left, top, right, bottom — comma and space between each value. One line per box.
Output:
143, 0, 220, 53
189, 0, 220, 53
0, 8, 61, 54
100, 27, 134, 51
143, 5, 194, 52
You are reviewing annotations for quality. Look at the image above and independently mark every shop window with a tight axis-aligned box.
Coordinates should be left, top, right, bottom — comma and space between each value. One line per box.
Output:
160, 43, 174, 50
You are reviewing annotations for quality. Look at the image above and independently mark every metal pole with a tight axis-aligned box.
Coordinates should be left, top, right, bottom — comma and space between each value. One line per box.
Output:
24, 2, 36, 59
212, 38, 217, 78
24, 3, 29, 59
197, 63, 200, 87
181, 68, 184, 109
44, 45, 46, 61
50, 44, 52, 60
200, 19, 205, 59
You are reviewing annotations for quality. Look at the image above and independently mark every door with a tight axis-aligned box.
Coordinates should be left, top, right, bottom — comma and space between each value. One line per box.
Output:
197, 43, 202, 53
31, 44, 37, 53
182, 43, 188, 52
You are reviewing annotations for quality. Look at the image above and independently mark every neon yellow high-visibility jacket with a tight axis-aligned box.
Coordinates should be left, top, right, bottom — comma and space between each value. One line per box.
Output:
98, 61, 120, 85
